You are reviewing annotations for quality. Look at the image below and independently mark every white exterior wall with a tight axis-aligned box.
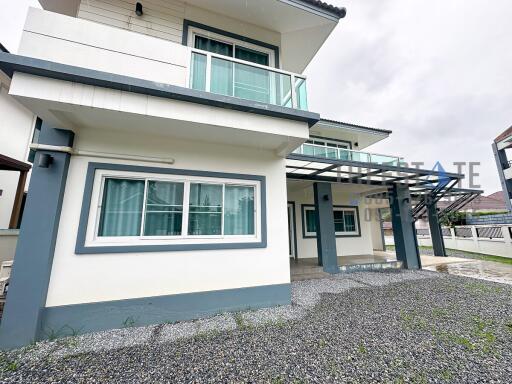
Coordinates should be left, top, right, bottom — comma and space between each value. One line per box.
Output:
287, 184, 374, 259
46, 128, 290, 307
18, 6, 283, 90
76, 0, 281, 63
78, 0, 185, 43
0, 74, 35, 229
370, 208, 384, 251
19, 8, 189, 86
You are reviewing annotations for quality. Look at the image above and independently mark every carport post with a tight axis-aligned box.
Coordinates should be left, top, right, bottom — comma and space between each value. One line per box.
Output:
313, 182, 339, 273
427, 202, 447, 256
389, 184, 421, 269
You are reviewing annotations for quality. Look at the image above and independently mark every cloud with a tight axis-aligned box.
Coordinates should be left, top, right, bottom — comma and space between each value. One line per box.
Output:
306, 0, 512, 193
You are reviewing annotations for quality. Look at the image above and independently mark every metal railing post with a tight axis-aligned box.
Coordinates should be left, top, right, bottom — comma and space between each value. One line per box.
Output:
290, 75, 297, 109
205, 53, 212, 92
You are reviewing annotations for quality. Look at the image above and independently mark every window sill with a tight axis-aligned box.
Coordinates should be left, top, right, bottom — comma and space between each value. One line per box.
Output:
76, 239, 267, 254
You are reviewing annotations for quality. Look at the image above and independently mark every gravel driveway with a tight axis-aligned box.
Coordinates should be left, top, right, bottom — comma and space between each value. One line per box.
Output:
1, 270, 511, 383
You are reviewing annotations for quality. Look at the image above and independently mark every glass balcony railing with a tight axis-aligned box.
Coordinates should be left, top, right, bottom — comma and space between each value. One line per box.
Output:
189, 49, 308, 111
293, 143, 402, 166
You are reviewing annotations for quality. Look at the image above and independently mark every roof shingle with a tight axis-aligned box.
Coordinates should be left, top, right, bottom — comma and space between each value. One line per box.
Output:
302, 0, 346, 18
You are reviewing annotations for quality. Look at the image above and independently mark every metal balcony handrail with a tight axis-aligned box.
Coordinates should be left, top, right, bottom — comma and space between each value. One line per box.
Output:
188, 48, 308, 110
189, 48, 307, 79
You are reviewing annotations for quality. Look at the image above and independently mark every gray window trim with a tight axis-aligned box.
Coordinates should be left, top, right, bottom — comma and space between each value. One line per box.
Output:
75, 163, 267, 254
301, 204, 361, 239
287, 201, 299, 260
182, 19, 280, 68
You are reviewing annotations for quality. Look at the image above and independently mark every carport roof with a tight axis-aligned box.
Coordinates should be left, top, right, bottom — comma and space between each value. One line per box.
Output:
286, 153, 483, 219
286, 153, 462, 188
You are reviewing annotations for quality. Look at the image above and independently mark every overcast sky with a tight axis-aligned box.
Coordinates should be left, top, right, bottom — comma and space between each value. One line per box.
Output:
2, 0, 511, 194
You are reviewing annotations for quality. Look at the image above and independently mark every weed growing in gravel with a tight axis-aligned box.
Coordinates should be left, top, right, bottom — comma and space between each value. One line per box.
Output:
437, 331, 475, 351
327, 359, 338, 377
122, 316, 136, 328
270, 376, 285, 384
357, 343, 368, 354
318, 338, 327, 348
399, 309, 428, 331
409, 372, 428, 384
463, 281, 502, 295
233, 313, 252, 331
472, 317, 497, 354
0, 355, 18, 373
194, 329, 221, 341
440, 369, 453, 381
505, 322, 512, 332
431, 307, 450, 319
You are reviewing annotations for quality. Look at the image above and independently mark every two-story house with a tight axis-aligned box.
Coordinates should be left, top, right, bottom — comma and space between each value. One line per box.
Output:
0, 0, 480, 349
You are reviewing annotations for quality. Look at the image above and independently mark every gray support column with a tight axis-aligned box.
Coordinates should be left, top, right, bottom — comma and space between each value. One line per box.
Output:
313, 182, 338, 273
0, 124, 74, 349
389, 184, 421, 270
492, 142, 512, 212
427, 203, 446, 256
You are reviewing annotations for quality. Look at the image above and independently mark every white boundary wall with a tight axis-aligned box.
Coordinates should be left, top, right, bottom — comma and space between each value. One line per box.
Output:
386, 225, 512, 258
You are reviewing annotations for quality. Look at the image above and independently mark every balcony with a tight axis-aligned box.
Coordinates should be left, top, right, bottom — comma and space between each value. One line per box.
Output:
293, 143, 403, 166
189, 49, 308, 110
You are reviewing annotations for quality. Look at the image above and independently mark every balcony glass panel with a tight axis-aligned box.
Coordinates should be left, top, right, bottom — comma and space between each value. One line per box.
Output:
190, 52, 207, 91
190, 51, 304, 109
369, 154, 400, 166
295, 144, 400, 167
211, 57, 233, 96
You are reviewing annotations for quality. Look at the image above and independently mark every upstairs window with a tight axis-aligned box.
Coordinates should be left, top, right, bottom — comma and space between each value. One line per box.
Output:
303, 138, 351, 159
194, 35, 270, 67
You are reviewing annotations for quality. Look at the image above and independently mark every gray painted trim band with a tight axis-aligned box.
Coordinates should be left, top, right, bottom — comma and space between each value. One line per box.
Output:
182, 20, 280, 68
75, 162, 267, 254
0, 53, 320, 127
301, 204, 362, 239
40, 283, 291, 339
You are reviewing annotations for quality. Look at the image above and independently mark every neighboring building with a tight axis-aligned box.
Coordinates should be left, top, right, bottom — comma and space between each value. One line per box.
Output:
0, 43, 36, 230
0, 1, 479, 348
493, 126, 512, 212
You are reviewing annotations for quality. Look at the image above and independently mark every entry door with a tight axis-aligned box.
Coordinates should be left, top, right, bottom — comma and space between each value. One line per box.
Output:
287, 203, 296, 259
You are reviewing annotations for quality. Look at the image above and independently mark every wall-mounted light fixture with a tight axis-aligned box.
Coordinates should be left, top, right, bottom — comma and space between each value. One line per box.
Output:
38, 153, 53, 168
135, 2, 143, 16
323, 194, 330, 201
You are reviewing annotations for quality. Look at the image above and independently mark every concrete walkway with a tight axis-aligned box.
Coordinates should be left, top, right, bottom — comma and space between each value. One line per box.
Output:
291, 251, 512, 285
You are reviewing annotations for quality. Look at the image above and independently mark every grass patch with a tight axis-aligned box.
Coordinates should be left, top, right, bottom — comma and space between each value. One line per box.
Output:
463, 281, 503, 295
389, 245, 512, 265
399, 309, 429, 331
